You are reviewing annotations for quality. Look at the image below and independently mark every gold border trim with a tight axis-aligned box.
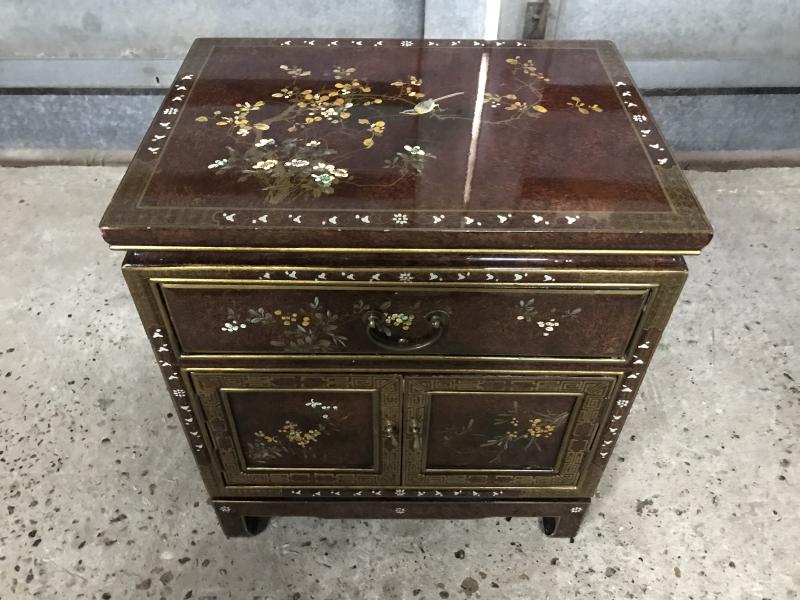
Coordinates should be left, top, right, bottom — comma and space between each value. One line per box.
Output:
113, 245, 700, 255
184, 368, 625, 376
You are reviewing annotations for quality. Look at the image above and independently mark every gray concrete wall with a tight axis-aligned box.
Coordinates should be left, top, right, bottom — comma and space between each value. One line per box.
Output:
498, 0, 800, 87
0, 0, 425, 59
499, 0, 800, 59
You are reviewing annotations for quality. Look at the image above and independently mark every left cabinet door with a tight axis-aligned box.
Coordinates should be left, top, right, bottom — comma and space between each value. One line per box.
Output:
189, 372, 402, 490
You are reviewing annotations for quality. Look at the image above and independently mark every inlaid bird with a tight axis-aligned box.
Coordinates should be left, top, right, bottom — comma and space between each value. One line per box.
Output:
400, 91, 465, 115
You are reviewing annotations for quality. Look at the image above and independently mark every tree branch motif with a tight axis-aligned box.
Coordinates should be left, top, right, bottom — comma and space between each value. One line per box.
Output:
195, 65, 450, 204
195, 59, 604, 204
440, 402, 570, 465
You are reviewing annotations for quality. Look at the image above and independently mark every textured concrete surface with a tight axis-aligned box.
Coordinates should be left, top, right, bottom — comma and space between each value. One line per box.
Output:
0, 166, 798, 599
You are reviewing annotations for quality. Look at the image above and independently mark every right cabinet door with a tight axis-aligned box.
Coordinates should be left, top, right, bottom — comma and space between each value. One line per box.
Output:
403, 375, 617, 490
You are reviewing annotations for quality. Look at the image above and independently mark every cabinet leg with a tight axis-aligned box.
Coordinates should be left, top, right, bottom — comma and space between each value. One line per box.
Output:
541, 512, 585, 539
216, 507, 269, 538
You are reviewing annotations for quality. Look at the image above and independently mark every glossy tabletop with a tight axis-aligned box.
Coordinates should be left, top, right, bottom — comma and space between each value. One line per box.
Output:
100, 38, 712, 251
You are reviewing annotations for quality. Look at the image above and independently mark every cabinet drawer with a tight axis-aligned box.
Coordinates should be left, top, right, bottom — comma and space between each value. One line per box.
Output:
155, 280, 654, 360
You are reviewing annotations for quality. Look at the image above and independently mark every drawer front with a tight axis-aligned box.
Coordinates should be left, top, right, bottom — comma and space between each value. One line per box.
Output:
190, 372, 402, 488
156, 281, 652, 360
403, 375, 616, 489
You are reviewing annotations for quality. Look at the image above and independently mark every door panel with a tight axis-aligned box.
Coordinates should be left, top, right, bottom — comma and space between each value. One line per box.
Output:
190, 372, 402, 488
403, 375, 616, 488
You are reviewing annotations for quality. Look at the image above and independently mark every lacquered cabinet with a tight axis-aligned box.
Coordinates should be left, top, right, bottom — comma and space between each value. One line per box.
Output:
101, 38, 712, 539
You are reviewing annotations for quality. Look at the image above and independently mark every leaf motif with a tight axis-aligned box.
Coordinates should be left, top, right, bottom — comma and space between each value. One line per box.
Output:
195, 116, 208, 122
363, 138, 374, 148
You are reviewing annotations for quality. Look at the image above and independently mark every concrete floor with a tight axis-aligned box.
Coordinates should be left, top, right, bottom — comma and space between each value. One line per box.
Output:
0, 166, 797, 600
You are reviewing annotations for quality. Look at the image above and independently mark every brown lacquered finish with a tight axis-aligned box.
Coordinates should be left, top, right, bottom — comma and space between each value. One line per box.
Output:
101, 38, 713, 540
159, 283, 649, 359
99, 38, 712, 251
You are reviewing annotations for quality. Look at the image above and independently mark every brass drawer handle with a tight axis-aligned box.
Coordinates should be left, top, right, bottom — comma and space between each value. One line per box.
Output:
363, 310, 448, 352
409, 418, 422, 451
383, 419, 398, 448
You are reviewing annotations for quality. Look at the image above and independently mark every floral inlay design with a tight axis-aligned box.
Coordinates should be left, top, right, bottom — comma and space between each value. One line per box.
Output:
195, 64, 448, 204
482, 56, 602, 124
441, 402, 570, 464
222, 296, 349, 351
566, 96, 603, 115
195, 56, 607, 206
221, 297, 429, 351
247, 398, 347, 463
515, 299, 582, 336
483, 56, 550, 122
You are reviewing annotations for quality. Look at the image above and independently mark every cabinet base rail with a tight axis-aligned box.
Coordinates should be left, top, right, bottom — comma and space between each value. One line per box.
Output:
212, 498, 589, 539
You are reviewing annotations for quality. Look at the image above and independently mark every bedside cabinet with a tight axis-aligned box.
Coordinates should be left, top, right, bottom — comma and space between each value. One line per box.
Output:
100, 38, 712, 539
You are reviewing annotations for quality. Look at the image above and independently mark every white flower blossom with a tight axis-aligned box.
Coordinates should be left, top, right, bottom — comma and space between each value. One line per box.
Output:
236, 128, 250, 136
221, 320, 246, 332
207, 159, 228, 169
285, 159, 310, 168
305, 140, 321, 147
253, 159, 278, 170
312, 173, 335, 186
404, 145, 425, 156
254, 138, 275, 147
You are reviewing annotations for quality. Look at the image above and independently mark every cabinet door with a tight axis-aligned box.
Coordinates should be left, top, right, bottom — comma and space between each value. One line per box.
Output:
403, 375, 616, 489
190, 372, 402, 488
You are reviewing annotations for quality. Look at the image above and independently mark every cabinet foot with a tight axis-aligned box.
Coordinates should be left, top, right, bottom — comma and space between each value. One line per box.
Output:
216, 508, 269, 538
541, 513, 585, 539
